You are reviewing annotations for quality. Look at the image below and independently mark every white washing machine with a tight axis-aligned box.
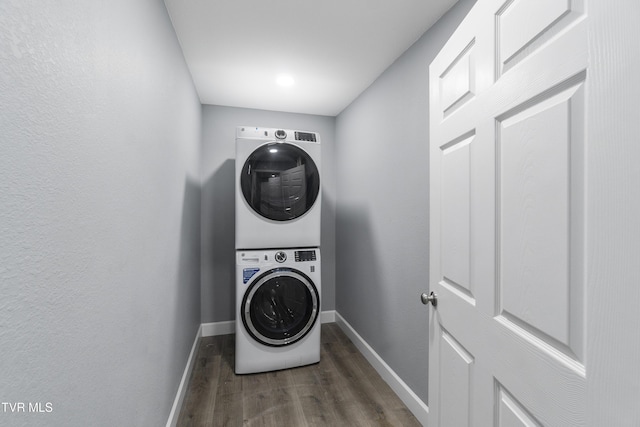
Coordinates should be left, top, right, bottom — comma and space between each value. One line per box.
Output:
235, 248, 321, 374
235, 126, 321, 250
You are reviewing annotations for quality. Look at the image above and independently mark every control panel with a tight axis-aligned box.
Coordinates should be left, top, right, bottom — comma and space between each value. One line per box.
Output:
236, 126, 320, 144
294, 131, 317, 142
294, 250, 317, 262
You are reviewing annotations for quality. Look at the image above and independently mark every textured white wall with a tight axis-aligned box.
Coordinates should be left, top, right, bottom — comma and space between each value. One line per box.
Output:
200, 105, 336, 323
0, 1, 201, 426
334, 0, 476, 403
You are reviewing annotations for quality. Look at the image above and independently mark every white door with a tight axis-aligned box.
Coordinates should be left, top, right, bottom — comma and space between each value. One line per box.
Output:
428, 0, 588, 425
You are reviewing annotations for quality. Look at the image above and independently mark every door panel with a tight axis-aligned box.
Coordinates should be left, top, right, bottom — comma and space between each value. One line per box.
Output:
439, 330, 474, 427
439, 40, 476, 117
496, 0, 584, 76
429, 0, 588, 425
496, 382, 542, 427
498, 81, 585, 361
498, 0, 569, 67
441, 134, 473, 299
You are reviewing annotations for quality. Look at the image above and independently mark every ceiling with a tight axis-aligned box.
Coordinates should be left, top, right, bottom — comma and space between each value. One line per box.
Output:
164, 0, 459, 117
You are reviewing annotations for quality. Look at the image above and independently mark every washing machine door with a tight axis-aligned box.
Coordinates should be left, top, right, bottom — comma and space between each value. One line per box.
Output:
240, 142, 320, 221
242, 267, 319, 347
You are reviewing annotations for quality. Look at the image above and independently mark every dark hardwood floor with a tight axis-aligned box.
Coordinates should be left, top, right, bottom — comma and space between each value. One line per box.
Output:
177, 323, 422, 426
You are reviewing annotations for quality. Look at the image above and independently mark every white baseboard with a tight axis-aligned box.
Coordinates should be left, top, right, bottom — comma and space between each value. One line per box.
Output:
335, 312, 429, 426
201, 320, 235, 337
201, 311, 337, 338
321, 309, 336, 323
165, 324, 202, 427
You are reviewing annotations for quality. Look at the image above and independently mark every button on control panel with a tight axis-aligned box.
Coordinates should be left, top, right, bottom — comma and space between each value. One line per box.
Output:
275, 251, 287, 263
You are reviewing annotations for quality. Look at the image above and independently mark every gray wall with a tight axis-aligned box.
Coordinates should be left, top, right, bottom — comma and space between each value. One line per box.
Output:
334, 0, 476, 403
0, 1, 201, 426
201, 105, 336, 323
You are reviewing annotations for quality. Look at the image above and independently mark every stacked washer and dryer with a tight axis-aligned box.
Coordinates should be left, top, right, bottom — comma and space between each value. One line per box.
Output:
234, 126, 322, 374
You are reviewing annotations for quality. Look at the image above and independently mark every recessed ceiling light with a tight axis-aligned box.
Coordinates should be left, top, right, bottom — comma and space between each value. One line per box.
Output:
276, 74, 295, 87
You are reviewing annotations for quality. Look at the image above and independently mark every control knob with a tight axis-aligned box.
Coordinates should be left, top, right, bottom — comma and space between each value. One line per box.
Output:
275, 251, 287, 263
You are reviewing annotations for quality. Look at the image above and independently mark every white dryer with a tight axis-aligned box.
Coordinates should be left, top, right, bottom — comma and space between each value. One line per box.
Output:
235, 126, 321, 250
235, 248, 321, 374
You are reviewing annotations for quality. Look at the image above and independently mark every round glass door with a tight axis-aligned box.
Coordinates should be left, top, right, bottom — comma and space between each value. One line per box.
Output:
240, 142, 320, 221
242, 268, 319, 347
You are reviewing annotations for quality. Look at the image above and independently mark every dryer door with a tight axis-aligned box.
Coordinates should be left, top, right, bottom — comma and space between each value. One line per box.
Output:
242, 267, 319, 347
240, 142, 320, 221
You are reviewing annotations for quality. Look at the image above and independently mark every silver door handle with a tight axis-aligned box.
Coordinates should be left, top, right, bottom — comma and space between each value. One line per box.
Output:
421, 291, 437, 307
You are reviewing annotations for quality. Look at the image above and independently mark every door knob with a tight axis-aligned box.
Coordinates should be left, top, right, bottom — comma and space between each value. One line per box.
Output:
421, 291, 437, 307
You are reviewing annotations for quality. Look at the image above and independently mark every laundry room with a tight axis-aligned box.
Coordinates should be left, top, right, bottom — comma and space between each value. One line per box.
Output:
1, 0, 639, 426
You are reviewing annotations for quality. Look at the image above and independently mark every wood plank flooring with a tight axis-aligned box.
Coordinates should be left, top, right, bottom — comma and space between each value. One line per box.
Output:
177, 323, 422, 427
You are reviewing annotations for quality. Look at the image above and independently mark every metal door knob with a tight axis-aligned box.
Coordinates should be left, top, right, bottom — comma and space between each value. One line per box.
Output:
421, 291, 437, 307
